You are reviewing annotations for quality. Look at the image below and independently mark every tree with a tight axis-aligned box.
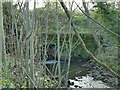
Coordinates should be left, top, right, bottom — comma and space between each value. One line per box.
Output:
0, 0, 5, 88
0, 0, 3, 74
59, 0, 120, 79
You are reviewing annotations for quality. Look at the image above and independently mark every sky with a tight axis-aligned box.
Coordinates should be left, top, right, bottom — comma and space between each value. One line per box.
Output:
10, 0, 85, 10
6, 0, 119, 10
28, 0, 91, 10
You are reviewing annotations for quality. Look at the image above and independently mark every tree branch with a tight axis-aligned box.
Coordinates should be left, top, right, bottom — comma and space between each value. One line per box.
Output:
59, 0, 120, 79
74, 1, 120, 38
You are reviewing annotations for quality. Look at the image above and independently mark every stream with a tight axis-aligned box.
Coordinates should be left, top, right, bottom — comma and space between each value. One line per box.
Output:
0, 56, 119, 89
68, 75, 110, 88
63, 57, 120, 88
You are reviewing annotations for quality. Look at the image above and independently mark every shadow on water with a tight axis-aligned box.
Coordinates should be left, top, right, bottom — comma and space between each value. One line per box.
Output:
68, 61, 89, 78
61, 56, 90, 79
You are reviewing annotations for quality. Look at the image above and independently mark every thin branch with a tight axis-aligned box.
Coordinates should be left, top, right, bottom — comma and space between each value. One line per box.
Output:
56, 0, 61, 87
74, 1, 120, 38
16, 61, 38, 88
59, 0, 120, 79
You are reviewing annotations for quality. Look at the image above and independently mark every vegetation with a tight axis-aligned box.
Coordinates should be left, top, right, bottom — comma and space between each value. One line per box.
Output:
0, 0, 120, 88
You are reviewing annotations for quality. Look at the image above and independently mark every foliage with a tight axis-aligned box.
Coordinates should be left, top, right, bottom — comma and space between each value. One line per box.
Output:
1, 56, 16, 88
1, 1, 120, 88
44, 78, 58, 88
3, 2, 19, 54
94, 2, 118, 32
92, 2, 119, 72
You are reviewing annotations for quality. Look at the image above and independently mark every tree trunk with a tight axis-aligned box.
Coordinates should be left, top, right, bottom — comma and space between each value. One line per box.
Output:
82, 0, 101, 49
0, 1, 6, 88
0, 1, 3, 83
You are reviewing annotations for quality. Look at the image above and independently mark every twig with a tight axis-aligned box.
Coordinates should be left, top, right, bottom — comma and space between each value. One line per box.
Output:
59, 0, 120, 79
16, 61, 38, 88
74, 1, 120, 38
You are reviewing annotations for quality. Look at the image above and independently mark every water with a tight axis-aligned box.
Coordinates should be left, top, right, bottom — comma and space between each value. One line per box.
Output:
43, 60, 64, 64
69, 75, 110, 88
41, 57, 118, 88
65, 57, 114, 88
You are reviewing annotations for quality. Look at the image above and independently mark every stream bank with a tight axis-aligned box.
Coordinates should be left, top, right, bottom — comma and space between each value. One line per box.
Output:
67, 57, 120, 88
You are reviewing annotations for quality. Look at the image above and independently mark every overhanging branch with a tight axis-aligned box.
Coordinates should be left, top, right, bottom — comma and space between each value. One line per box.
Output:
74, 1, 120, 38
59, 0, 120, 79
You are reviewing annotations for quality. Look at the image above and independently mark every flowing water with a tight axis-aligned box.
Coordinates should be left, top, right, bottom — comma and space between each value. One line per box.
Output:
63, 57, 119, 88
69, 75, 110, 88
